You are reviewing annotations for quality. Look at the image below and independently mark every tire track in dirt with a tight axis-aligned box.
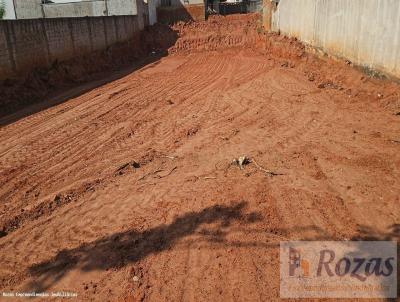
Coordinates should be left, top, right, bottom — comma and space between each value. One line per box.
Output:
249, 71, 360, 240
0, 66, 208, 209
194, 66, 360, 242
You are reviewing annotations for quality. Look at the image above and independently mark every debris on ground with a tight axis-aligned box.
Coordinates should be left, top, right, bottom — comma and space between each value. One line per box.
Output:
232, 156, 283, 176
132, 276, 140, 282
138, 166, 177, 181
232, 156, 251, 170
115, 161, 140, 175
187, 128, 199, 137
156, 166, 177, 178
159, 155, 177, 160
252, 159, 283, 177
317, 80, 340, 89
138, 167, 164, 181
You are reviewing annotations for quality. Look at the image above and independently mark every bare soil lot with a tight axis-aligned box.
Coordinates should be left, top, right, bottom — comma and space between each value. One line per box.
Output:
0, 14, 399, 301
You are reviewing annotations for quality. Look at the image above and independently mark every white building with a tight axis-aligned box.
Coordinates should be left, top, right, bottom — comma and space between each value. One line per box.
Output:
2, 0, 138, 19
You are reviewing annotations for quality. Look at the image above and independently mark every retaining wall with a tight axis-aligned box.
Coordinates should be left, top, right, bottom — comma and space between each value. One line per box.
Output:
0, 13, 147, 80
271, 0, 400, 79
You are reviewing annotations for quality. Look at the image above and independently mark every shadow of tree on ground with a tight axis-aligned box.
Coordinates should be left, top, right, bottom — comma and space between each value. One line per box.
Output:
352, 224, 400, 300
28, 201, 262, 292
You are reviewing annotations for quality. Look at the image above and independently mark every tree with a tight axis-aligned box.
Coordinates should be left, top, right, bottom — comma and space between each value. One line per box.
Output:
0, 0, 5, 19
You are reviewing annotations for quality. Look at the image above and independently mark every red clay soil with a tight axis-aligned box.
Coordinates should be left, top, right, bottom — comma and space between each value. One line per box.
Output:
0, 39, 145, 118
0, 14, 400, 301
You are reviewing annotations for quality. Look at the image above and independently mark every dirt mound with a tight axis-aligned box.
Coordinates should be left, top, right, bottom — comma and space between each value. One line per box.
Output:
169, 13, 263, 53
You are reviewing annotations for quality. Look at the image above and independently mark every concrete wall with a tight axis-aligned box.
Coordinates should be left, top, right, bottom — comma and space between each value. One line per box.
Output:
147, 0, 158, 25
108, 0, 138, 16
0, 14, 146, 80
171, 0, 203, 5
43, 1, 107, 18
271, 0, 400, 79
3, 0, 17, 19
43, 0, 139, 18
9, 0, 138, 19
14, 0, 43, 19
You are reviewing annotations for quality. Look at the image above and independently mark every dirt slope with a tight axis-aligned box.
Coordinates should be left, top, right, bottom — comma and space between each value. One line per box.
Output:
0, 14, 400, 301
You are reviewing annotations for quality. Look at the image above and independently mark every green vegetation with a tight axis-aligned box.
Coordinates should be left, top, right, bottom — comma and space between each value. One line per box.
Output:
0, 0, 5, 19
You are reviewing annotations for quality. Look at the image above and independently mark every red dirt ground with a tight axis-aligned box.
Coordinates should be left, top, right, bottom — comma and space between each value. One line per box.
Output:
0, 14, 400, 301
